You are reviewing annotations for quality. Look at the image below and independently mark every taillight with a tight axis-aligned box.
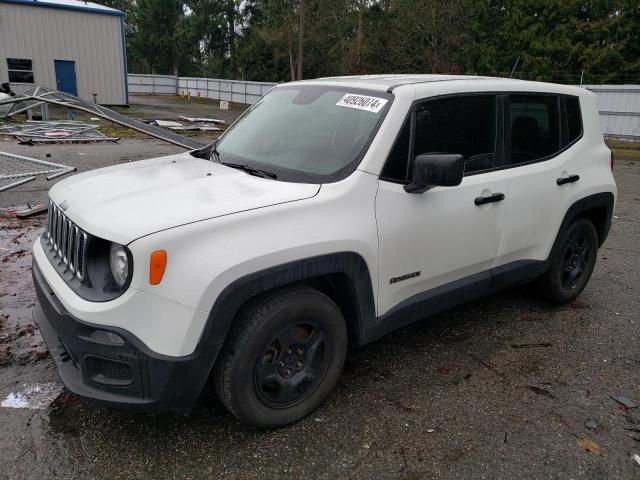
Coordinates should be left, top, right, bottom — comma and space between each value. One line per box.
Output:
611, 151, 615, 171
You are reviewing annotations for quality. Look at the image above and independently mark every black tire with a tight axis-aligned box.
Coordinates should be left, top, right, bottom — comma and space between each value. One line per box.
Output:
538, 218, 598, 304
214, 287, 348, 428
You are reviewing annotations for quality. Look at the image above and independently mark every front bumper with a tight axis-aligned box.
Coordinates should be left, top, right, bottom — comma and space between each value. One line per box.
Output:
33, 261, 221, 415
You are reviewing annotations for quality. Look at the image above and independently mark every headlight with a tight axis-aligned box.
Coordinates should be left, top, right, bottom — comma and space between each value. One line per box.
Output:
109, 243, 129, 287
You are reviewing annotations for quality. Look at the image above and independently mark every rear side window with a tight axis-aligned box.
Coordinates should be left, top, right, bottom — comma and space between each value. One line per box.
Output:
381, 95, 498, 181
565, 96, 583, 144
509, 95, 560, 165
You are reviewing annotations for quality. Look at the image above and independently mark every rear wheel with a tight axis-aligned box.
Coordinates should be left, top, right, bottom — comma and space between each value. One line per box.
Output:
538, 218, 598, 304
214, 287, 347, 428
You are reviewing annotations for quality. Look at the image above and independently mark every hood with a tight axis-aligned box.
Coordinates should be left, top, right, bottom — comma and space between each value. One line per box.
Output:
49, 152, 320, 244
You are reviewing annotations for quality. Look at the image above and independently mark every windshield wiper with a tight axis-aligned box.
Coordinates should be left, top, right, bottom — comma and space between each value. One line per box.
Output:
210, 142, 277, 179
210, 142, 222, 163
221, 162, 278, 179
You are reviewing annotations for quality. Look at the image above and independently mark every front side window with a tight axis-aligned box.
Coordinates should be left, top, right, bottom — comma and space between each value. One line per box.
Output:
7, 58, 34, 83
215, 86, 392, 183
509, 95, 560, 165
414, 95, 497, 176
381, 94, 498, 181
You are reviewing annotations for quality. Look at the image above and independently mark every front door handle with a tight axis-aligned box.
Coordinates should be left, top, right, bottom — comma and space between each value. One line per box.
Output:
474, 192, 505, 206
557, 174, 580, 185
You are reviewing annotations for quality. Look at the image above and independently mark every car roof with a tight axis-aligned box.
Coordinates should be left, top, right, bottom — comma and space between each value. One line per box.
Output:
287, 74, 587, 97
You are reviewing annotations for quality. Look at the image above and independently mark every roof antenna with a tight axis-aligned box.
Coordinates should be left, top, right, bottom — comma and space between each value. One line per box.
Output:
510, 56, 520, 78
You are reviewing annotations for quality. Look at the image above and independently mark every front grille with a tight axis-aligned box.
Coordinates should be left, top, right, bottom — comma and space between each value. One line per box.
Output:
46, 200, 88, 281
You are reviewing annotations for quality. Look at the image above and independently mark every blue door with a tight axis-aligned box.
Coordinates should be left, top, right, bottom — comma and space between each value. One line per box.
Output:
54, 60, 78, 96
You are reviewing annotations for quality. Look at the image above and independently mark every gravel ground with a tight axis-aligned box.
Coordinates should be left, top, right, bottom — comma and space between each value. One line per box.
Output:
115, 94, 246, 124
1, 94, 240, 207
0, 138, 185, 207
1, 107, 639, 478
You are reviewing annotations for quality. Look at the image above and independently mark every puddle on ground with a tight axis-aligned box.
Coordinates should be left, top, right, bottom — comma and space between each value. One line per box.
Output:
48, 391, 83, 435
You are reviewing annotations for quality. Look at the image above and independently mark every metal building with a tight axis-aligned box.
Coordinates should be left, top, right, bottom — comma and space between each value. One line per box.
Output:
583, 85, 640, 140
0, 0, 128, 105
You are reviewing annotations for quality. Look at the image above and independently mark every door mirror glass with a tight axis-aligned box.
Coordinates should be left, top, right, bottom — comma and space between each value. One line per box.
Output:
404, 153, 464, 193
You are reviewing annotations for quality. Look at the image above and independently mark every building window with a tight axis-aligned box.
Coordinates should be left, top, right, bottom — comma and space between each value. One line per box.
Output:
7, 58, 35, 83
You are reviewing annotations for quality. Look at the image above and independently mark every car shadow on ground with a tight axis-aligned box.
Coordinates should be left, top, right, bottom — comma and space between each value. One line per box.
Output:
47, 283, 565, 434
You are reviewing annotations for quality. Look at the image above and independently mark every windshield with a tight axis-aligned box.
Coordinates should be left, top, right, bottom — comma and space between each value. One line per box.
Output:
214, 85, 393, 183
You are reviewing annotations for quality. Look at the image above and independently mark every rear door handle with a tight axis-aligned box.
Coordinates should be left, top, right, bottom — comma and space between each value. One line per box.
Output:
557, 174, 580, 185
474, 192, 505, 206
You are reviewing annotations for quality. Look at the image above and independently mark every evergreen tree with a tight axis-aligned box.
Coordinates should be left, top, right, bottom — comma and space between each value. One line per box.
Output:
135, 0, 185, 74
119, 0, 640, 83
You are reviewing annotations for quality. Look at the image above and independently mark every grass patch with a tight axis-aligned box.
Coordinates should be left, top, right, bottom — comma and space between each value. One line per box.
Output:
169, 94, 249, 110
97, 125, 144, 138
97, 124, 220, 141
606, 139, 640, 161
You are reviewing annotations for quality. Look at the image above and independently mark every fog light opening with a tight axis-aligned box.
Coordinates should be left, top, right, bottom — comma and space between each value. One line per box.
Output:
89, 329, 125, 346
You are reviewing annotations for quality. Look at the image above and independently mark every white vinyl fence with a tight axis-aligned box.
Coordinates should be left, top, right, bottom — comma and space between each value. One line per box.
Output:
127, 74, 178, 95
128, 74, 276, 105
127, 74, 640, 139
582, 85, 640, 140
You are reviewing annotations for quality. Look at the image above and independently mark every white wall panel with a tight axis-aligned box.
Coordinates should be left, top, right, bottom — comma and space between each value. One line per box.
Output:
0, 3, 126, 104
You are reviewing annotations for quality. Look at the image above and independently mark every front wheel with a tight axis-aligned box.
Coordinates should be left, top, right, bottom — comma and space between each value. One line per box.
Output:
214, 287, 348, 428
538, 218, 599, 304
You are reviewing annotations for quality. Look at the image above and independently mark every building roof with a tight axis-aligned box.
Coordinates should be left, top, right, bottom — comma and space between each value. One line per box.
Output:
0, 0, 124, 16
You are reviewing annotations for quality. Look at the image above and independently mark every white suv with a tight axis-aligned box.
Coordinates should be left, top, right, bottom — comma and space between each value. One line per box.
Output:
33, 75, 616, 427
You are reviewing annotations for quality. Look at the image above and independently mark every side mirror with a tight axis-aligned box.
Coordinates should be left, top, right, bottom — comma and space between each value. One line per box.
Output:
404, 153, 465, 194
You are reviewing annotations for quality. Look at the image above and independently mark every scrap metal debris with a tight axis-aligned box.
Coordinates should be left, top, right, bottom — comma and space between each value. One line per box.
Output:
154, 119, 182, 128
155, 117, 222, 132
0, 151, 75, 192
0, 120, 118, 144
179, 115, 226, 124
612, 395, 638, 409
15, 203, 48, 218
0, 86, 205, 150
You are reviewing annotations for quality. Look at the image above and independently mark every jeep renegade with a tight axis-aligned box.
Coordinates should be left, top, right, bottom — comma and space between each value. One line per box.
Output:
33, 75, 616, 427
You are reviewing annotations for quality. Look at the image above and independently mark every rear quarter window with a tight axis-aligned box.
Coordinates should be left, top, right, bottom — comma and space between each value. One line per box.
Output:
565, 96, 583, 144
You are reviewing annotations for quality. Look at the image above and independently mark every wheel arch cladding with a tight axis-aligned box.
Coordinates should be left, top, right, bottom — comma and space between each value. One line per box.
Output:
554, 192, 614, 252
197, 252, 376, 352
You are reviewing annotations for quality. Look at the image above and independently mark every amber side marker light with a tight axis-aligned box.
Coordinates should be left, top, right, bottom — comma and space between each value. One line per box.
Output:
149, 250, 167, 285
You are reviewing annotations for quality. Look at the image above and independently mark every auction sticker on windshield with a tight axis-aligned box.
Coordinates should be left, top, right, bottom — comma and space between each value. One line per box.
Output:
336, 94, 388, 113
